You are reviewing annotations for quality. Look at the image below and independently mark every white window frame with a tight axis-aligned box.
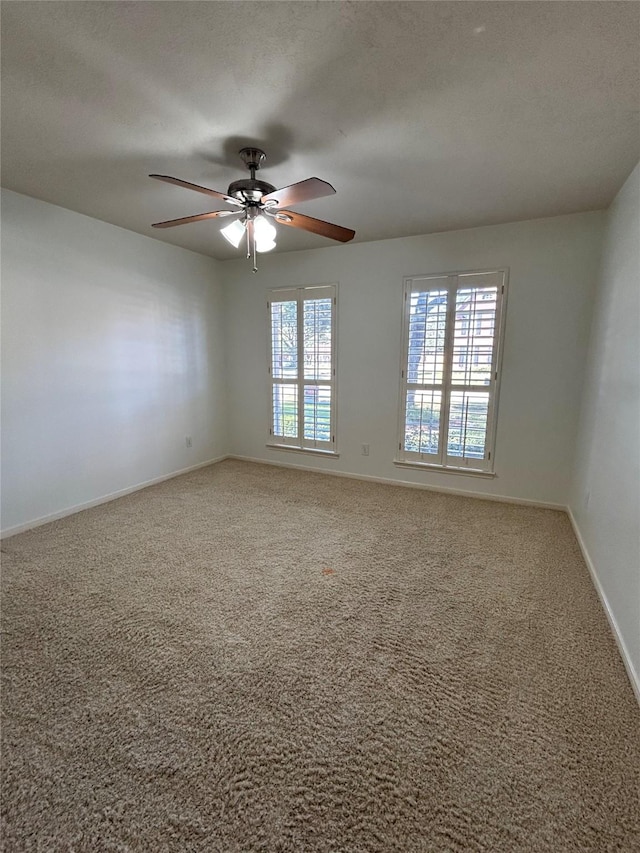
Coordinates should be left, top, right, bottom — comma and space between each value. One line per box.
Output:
395, 268, 508, 475
267, 284, 338, 455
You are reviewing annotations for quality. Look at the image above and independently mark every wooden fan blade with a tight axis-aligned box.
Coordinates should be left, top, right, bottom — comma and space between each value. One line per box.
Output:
274, 210, 355, 243
261, 177, 335, 207
151, 210, 239, 228
149, 174, 243, 207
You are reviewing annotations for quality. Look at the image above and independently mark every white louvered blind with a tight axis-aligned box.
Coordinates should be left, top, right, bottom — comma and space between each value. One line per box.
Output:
268, 285, 336, 452
398, 270, 507, 473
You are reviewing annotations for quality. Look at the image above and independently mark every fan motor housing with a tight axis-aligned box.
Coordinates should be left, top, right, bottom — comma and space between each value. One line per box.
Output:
227, 178, 276, 203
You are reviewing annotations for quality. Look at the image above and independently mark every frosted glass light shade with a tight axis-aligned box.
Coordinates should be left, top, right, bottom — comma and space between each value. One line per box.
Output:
221, 219, 245, 248
256, 239, 276, 253
254, 214, 277, 243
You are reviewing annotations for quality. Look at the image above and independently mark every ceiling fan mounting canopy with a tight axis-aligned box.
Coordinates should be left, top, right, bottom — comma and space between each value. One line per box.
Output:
238, 146, 267, 172
149, 146, 355, 270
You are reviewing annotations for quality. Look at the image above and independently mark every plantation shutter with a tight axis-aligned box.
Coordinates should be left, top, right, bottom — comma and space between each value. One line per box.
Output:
398, 270, 507, 473
268, 285, 336, 452
270, 289, 299, 447
402, 277, 450, 463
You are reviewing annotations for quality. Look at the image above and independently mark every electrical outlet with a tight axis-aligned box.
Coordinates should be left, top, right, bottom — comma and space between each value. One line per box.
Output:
361, 443, 370, 456
185, 436, 192, 448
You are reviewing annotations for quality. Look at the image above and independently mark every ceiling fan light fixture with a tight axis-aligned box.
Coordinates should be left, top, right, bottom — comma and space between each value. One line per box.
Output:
149, 148, 354, 271
220, 218, 245, 248
256, 238, 276, 254
254, 214, 277, 243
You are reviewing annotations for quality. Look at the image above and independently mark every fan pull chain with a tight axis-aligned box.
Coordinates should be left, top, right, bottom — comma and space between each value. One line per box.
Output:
245, 216, 258, 272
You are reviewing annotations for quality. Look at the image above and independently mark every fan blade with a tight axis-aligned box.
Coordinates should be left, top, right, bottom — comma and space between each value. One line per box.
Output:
274, 210, 355, 243
151, 210, 239, 228
149, 174, 243, 207
261, 177, 335, 207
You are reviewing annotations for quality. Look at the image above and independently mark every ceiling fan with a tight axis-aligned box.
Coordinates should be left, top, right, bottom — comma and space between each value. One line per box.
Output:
150, 147, 355, 271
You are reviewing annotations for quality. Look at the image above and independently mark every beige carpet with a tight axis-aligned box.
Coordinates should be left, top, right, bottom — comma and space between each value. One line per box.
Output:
1, 459, 638, 851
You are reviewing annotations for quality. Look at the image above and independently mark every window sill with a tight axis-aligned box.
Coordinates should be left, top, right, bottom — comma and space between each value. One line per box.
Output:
393, 460, 496, 478
267, 443, 340, 458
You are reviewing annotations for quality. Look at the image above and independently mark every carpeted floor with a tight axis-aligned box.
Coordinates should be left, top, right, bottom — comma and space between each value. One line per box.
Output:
1, 460, 638, 852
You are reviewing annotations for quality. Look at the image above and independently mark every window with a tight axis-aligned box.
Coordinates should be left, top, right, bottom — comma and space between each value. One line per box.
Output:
268, 285, 337, 453
397, 269, 507, 473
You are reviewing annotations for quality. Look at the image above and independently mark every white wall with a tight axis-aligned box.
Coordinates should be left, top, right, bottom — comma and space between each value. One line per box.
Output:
569, 163, 640, 697
223, 212, 603, 507
1, 189, 227, 535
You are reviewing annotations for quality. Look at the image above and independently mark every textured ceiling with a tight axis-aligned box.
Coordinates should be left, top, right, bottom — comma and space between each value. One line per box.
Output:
1, 1, 638, 260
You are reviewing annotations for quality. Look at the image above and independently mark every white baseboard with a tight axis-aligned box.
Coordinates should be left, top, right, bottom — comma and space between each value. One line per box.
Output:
567, 508, 640, 705
226, 454, 566, 510
0, 456, 229, 539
